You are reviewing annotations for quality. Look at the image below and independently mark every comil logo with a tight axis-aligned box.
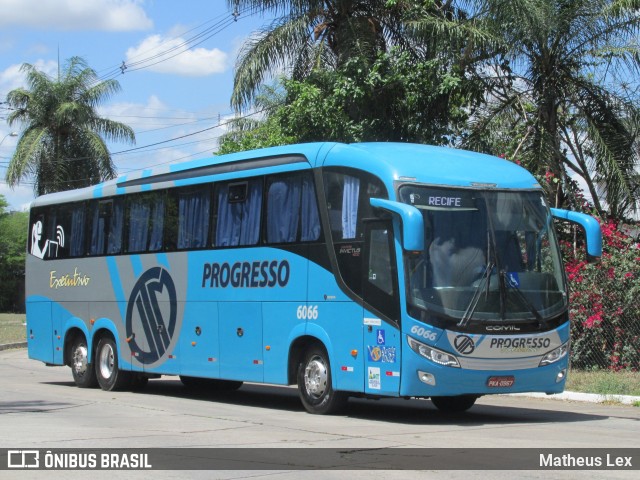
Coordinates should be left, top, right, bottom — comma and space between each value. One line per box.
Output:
454, 335, 476, 355
125, 267, 177, 364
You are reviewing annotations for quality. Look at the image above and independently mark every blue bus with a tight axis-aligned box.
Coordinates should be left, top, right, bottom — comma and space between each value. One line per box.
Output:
25, 142, 602, 414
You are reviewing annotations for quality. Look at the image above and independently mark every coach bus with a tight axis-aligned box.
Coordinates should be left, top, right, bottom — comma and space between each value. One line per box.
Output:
25, 142, 602, 414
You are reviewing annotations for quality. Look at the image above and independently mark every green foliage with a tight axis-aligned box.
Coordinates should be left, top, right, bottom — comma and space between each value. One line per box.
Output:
0, 196, 27, 312
217, 115, 295, 155
562, 220, 640, 371
4, 56, 135, 196
466, 0, 640, 218
220, 49, 478, 151
228, 0, 415, 110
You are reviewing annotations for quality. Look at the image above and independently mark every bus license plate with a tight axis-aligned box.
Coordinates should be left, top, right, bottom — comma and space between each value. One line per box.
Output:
487, 376, 515, 388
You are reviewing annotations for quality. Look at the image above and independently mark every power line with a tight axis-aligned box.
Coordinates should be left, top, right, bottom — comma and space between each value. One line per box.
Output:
97, 6, 250, 83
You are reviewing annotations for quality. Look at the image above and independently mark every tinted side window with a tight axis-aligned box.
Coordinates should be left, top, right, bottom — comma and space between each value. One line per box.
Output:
29, 204, 85, 260
176, 186, 211, 250
126, 192, 165, 253
266, 172, 320, 244
214, 178, 263, 247
324, 169, 386, 241
323, 168, 387, 295
88, 198, 124, 256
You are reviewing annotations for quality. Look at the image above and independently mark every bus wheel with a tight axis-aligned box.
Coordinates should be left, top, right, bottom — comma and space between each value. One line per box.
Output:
95, 337, 131, 391
430, 395, 478, 413
297, 346, 347, 415
70, 337, 98, 388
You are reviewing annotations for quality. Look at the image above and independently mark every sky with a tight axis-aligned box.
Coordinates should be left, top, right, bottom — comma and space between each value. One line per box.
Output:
0, 0, 275, 211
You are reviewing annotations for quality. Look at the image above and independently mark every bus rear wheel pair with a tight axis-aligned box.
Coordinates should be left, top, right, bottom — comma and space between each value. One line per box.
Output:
69, 335, 144, 391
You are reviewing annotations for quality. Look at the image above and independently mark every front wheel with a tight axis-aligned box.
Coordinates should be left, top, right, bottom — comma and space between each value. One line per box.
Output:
95, 337, 131, 391
69, 336, 97, 388
297, 346, 347, 414
430, 395, 478, 413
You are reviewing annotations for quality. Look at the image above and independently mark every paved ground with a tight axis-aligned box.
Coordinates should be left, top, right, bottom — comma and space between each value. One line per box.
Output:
1, 348, 638, 479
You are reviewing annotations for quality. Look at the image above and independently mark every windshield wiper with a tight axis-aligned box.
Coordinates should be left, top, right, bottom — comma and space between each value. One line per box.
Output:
458, 261, 494, 328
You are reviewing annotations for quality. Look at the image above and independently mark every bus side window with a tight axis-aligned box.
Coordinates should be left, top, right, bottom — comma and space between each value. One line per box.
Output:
214, 178, 262, 247
29, 209, 50, 259
88, 199, 123, 256
266, 172, 320, 244
67, 203, 86, 258
176, 186, 210, 250
323, 168, 388, 296
323, 169, 387, 242
29, 205, 82, 260
126, 192, 165, 253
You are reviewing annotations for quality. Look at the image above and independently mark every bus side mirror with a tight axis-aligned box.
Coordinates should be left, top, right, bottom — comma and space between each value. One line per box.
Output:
370, 198, 424, 252
551, 208, 602, 263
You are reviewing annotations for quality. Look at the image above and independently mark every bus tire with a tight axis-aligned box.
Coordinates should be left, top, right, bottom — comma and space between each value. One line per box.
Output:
297, 346, 347, 415
95, 336, 131, 391
69, 336, 98, 388
430, 395, 478, 413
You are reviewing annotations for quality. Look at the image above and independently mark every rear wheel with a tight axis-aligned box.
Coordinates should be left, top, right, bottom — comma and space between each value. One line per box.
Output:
297, 345, 347, 414
430, 395, 478, 413
95, 337, 131, 391
69, 336, 97, 388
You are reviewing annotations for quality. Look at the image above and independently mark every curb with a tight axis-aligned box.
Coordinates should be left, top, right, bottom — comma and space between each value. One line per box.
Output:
508, 391, 640, 406
0, 342, 27, 351
0, 343, 637, 405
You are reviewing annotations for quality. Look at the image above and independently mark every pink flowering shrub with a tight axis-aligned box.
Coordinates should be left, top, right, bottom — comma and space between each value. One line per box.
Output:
561, 219, 640, 371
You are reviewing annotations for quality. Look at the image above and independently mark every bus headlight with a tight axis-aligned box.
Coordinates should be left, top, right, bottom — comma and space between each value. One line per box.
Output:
407, 336, 460, 368
539, 341, 569, 366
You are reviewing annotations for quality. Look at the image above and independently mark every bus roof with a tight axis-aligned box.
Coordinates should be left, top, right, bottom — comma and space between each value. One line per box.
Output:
30, 142, 541, 207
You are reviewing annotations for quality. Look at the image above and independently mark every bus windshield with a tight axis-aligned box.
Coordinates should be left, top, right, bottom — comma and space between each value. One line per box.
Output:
399, 186, 567, 325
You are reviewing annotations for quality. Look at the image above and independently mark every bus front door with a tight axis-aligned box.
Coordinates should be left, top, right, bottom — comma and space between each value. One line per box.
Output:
362, 220, 402, 396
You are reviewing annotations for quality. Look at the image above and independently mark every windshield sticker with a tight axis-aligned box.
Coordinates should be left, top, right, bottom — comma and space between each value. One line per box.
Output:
506, 272, 521, 288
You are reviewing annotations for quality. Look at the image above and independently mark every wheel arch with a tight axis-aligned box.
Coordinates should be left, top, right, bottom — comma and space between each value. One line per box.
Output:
288, 335, 331, 386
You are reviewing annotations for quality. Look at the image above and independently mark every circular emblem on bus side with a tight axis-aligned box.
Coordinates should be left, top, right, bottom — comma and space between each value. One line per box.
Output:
125, 267, 177, 364
454, 335, 475, 355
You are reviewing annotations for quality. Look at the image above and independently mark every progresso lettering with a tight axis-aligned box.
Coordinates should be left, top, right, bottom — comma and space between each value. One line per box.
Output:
489, 337, 551, 349
202, 260, 290, 288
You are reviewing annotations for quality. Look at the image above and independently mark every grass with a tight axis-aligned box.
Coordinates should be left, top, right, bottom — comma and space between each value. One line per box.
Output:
0, 313, 26, 345
567, 369, 640, 397
1, 313, 638, 399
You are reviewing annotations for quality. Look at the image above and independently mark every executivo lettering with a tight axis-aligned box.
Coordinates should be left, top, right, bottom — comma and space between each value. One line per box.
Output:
49, 268, 91, 289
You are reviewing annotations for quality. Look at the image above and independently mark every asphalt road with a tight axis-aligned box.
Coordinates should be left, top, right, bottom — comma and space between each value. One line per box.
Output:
1, 348, 638, 479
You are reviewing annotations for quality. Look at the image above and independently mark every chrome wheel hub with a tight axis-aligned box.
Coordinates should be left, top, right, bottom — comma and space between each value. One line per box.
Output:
72, 344, 88, 376
98, 343, 115, 379
304, 356, 327, 398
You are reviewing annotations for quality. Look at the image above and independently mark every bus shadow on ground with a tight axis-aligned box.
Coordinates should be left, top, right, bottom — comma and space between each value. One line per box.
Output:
46, 376, 612, 427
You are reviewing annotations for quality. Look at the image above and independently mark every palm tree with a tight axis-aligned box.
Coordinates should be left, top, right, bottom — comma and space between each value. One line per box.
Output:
227, 0, 417, 110
465, 0, 640, 218
5, 56, 135, 196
